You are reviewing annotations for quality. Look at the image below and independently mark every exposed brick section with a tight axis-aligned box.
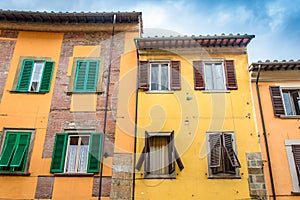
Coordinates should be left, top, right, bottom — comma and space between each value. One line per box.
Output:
35, 176, 54, 199
0, 30, 18, 38
246, 152, 268, 199
92, 176, 112, 197
0, 40, 17, 102
110, 153, 133, 200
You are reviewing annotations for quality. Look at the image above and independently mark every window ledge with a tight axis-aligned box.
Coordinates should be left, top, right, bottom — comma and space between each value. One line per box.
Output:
9, 90, 47, 94
291, 191, 300, 195
66, 91, 103, 95
0, 172, 30, 176
203, 90, 230, 93
144, 175, 176, 179
145, 90, 174, 94
54, 172, 94, 177
208, 175, 241, 179
280, 115, 300, 119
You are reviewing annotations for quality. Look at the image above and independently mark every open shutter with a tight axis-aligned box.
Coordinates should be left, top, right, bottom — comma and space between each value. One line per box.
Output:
222, 133, 240, 168
17, 60, 34, 92
292, 145, 300, 185
136, 147, 146, 170
145, 131, 150, 173
86, 61, 99, 92
174, 147, 184, 171
209, 133, 221, 168
138, 61, 149, 90
87, 133, 103, 173
50, 133, 68, 173
10, 132, 31, 168
0, 132, 17, 167
74, 61, 88, 92
170, 61, 181, 90
193, 60, 205, 90
224, 60, 238, 90
270, 86, 285, 116
39, 61, 54, 92
168, 131, 175, 174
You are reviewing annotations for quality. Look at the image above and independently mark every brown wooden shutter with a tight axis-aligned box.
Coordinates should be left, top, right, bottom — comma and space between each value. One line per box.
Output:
222, 133, 240, 168
168, 131, 175, 174
145, 131, 150, 174
138, 61, 149, 90
175, 147, 184, 171
209, 133, 221, 168
135, 147, 145, 170
193, 60, 205, 90
270, 86, 285, 116
170, 61, 181, 90
224, 60, 238, 90
292, 145, 300, 185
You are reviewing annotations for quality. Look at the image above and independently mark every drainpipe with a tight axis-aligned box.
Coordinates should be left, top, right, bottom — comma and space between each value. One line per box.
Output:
132, 45, 140, 200
255, 64, 276, 200
98, 14, 116, 200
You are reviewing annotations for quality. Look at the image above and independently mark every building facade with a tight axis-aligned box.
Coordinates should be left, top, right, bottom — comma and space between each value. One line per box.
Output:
133, 35, 267, 199
0, 10, 141, 200
250, 60, 300, 199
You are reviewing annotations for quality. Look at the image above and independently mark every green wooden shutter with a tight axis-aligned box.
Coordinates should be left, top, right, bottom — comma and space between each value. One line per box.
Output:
50, 133, 68, 173
87, 133, 103, 173
0, 132, 18, 167
86, 61, 98, 92
17, 60, 34, 92
39, 61, 54, 92
74, 61, 88, 92
10, 132, 31, 168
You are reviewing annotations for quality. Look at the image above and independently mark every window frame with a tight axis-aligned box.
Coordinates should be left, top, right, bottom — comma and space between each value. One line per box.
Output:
285, 140, 300, 193
203, 61, 226, 91
149, 62, 171, 91
206, 131, 241, 178
281, 88, 300, 116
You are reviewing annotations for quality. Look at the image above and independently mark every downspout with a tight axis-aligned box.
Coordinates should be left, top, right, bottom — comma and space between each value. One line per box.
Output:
255, 64, 276, 200
98, 14, 116, 200
132, 43, 140, 200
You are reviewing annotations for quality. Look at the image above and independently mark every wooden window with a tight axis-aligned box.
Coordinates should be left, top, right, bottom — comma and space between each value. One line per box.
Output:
50, 133, 103, 173
0, 131, 31, 172
74, 60, 99, 92
207, 132, 240, 177
285, 140, 300, 192
16, 60, 54, 93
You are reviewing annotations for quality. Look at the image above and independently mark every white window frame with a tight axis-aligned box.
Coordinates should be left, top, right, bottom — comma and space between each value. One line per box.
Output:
64, 134, 90, 173
203, 61, 226, 91
149, 62, 170, 91
285, 140, 300, 192
28, 61, 45, 92
281, 88, 300, 116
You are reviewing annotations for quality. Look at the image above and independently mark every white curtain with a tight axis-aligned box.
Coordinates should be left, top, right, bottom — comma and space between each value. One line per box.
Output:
161, 64, 169, 90
150, 137, 168, 175
66, 145, 77, 172
151, 64, 159, 90
205, 64, 213, 90
78, 145, 89, 172
213, 63, 225, 90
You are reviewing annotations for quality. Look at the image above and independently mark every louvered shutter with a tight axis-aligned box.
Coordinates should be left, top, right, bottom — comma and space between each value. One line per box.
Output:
193, 60, 205, 90
222, 133, 240, 168
138, 61, 149, 90
50, 133, 68, 173
292, 145, 300, 185
224, 60, 238, 90
86, 61, 99, 92
174, 147, 184, 171
0, 132, 17, 167
145, 132, 150, 173
270, 86, 285, 116
87, 133, 103, 173
136, 147, 146, 170
209, 133, 221, 168
74, 61, 88, 92
170, 61, 181, 90
39, 61, 54, 92
17, 60, 34, 92
168, 131, 175, 174
10, 132, 31, 168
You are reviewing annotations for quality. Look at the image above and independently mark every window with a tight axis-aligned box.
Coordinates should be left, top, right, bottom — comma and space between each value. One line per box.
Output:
138, 61, 181, 91
206, 132, 240, 178
50, 133, 103, 173
193, 60, 237, 91
285, 140, 300, 192
0, 131, 32, 172
270, 86, 300, 116
16, 59, 54, 92
136, 131, 184, 178
74, 60, 99, 92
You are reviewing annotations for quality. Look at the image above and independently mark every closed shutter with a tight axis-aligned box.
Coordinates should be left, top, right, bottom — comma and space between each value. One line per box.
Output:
292, 145, 300, 185
86, 61, 99, 92
50, 133, 68, 173
193, 60, 205, 90
87, 133, 103, 173
209, 133, 221, 168
138, 61, 149, 90
17, 60, 34, 92
74, 61, 88, 92
0, 132, 18, 167
10, 132, 31, 168
270, 86, 285, 116
222, 133, 240, 168
39, 61, 54, 92
168, 131, 175, 174
170, 61, 181, 90
224, 60, 238, 90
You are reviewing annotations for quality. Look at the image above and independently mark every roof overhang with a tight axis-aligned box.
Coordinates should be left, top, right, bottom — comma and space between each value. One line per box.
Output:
249, 60, 300, 72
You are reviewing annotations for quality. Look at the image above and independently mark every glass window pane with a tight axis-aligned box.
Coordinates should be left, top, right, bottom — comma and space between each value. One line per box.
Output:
161, 64, 169, 90
149, 136, 168, 175
291, 91, 300, 115
283, 91, 294, 115
66, 145, 77, 172
151, 64, 159, 90
205, 64, 213, 90
213, 63, 225, 90
32, 62, 44, 81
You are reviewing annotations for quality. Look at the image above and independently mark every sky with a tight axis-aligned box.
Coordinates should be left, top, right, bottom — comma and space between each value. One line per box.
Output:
0, 0, 300, 63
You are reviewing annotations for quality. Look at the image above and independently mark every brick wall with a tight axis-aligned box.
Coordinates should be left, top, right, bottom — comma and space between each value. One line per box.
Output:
35, 176, 54, 199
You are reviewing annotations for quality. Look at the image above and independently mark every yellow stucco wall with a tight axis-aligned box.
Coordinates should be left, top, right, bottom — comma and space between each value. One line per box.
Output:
135, 52, 260, 199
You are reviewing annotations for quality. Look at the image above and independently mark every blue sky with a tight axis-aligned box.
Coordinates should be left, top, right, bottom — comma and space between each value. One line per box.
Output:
0, 0, 299, 63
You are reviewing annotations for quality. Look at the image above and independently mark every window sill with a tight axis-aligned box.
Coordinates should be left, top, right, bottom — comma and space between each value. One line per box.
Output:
208, 175, 241, 179
54, 172, 94, 177
144, 172, 176, 179
145, 90, 174, 94
0, 172, 30, 176
9, 90, 47, 94
202, 90, 230, 93
280, 115, 300, 119
291, 191, 300, 195
66, 91, 103, 95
